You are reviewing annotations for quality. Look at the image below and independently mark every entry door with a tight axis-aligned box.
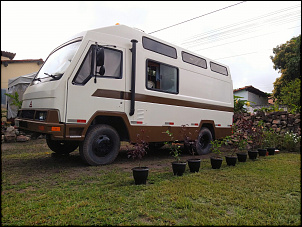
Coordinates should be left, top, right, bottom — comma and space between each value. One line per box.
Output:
66, 42, 126, 124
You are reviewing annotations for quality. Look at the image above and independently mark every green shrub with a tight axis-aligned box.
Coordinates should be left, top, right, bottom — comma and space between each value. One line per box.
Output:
281, 132, 301, 152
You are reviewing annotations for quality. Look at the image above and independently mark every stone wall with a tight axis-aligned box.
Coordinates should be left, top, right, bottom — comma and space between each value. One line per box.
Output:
234, 111, 301, 136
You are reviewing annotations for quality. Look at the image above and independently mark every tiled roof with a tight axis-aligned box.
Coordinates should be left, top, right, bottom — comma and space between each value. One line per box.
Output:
1, 58, 44, 66
233, 85, 268, 97
1, 51, 16, 60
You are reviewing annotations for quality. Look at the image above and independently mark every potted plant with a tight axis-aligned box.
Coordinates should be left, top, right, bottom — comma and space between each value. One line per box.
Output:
253, 120, 267, 157
223, 136, 237, 166
210, 139, 224, 169
247, 135, 258, 160
165, 130, 187, 176
233, 137, 249, 162
263, 128, 278, 155
232, 114, 255, 162
181, 125, 201, 173
127, 130, 149, 185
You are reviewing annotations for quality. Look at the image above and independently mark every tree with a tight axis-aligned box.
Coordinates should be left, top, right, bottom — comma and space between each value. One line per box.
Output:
279, 78, 300, 113
270, 35, 300, 103
5, 92, 22, 109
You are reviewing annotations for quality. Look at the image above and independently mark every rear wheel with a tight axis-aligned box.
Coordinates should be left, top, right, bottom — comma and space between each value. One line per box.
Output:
79, 124, 120, 165
46, 135, 79, 155
196, 127, 213, 155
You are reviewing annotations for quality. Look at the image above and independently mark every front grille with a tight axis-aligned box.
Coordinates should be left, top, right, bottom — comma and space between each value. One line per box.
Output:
19, 121, 28, 128
19, 110, 47, 121
20, 110, 35, 119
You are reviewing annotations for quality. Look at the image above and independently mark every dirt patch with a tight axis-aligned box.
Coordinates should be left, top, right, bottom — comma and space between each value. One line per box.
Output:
1, 139, 215, 172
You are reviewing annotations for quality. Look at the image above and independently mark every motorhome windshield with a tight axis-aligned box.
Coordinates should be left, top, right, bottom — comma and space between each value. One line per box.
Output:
32, 40, 81, 84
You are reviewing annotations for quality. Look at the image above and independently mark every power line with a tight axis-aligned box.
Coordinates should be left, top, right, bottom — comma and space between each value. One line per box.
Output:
182, 4, 301, 44
210, 25, 301, 61
148, 1, 246, 34
187, 13, 300, 44
181, 4, 301, 48
184, 14, 300, 48
191, 25, 301, 52
214, 49, 272, 60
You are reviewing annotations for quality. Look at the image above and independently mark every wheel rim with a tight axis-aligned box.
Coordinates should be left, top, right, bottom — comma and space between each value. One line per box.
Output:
92, 135, 113, 157
198, 134, 210, 148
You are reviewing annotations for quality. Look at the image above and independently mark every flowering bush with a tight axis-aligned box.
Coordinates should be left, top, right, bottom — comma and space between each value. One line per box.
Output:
263, 128, 280, 148
281, 132, 301, 152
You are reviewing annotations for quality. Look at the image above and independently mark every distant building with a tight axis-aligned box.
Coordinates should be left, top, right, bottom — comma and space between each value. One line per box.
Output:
233, 85, 270, 113
1, 51, 44, 107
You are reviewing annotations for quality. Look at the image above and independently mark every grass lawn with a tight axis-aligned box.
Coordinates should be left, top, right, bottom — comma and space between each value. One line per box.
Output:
1, 139, 301, 226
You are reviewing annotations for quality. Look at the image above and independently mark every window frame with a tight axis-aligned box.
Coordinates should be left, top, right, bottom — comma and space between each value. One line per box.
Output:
181, 51, 207, 69
210, 61, 228, 76
72, 45, 123, 85
96, 47, 123, 79
142, 36, 177, 59
145, 59, 179, 95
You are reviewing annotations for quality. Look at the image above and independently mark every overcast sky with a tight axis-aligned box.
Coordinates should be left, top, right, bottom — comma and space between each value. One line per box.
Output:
1, 1, 301, 93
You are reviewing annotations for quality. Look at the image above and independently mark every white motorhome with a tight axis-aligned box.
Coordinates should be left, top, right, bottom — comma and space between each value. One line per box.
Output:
15, 24, 234, 165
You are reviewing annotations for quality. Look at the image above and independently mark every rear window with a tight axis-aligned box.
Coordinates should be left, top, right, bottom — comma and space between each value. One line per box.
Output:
210, 62, 228, 76
142, 36, 177, 59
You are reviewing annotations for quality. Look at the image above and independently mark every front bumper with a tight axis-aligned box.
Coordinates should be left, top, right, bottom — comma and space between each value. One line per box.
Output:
15, 109, 86, 141
15, 109, 64, 139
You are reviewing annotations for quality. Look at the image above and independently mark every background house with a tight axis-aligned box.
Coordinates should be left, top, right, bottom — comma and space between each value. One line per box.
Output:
1, 51, 44, 108
1, 51, 44, 122
233, 85, 271, 113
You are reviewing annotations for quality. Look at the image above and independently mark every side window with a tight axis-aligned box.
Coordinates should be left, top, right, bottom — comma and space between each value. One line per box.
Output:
97, 48, 122, 78
182, 51, 207, 69
73, 45, 122, 85
210, 62, 228, 76
142, 37, 177, 59
73, 46, 93, 85
146, 60, 178, 94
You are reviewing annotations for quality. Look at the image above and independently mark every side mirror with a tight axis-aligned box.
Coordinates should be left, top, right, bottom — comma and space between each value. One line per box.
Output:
96, 48, 104, 66
99, 66, 105, 76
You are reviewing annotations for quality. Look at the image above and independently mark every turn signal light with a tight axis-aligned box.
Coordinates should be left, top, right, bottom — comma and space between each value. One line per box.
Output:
51, 127, 61, 132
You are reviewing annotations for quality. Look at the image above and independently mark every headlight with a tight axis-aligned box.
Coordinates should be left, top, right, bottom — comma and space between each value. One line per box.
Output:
35, 111, 47, 121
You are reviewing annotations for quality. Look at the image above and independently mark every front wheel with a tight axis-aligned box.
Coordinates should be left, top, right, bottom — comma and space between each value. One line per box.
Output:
196, 127, 213, 155
79, 124, 120, 165
46, 135, 79, 155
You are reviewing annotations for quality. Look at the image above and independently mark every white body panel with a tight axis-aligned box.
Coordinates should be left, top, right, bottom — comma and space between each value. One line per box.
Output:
21, 24, 233, 140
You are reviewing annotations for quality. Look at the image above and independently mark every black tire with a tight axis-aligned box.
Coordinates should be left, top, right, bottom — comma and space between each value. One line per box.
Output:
79, 124, 120, 165
196, 127, 213, 155
46, 135, 79, 155
148, 142, 165, 150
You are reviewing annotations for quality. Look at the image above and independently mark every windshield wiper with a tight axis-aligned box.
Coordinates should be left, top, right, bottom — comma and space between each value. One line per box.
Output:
33, 77, 41, 82
44, 73, 63, 80
44, 73, 57, 78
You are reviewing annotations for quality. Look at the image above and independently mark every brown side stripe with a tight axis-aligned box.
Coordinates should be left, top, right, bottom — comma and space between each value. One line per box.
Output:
92, 89, 233, 112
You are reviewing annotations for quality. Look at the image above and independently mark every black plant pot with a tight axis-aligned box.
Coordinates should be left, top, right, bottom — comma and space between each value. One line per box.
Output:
210, 157, 223, 169
248, 150, 258, 160
267, 147, 275, 155
172, 161, 187, 176
236, 152, 247, 162
258, 148, 267, 156
225, 155, 237, 166
187, 158, 201, 173
132, 167, 149, 185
